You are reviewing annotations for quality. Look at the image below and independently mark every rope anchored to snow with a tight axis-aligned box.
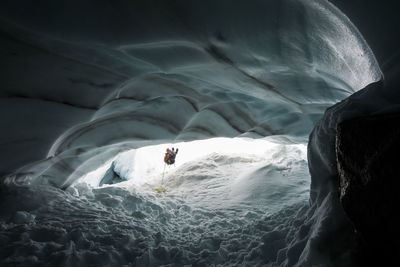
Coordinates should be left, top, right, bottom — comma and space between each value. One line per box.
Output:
153, 147, 178, 194
153, 163, 167, 194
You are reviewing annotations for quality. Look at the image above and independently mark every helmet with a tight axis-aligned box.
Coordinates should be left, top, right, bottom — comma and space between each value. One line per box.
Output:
166, 148, 170, 152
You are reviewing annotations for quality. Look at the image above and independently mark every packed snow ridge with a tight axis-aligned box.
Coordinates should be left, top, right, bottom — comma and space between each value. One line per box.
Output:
0, 0, 382, 266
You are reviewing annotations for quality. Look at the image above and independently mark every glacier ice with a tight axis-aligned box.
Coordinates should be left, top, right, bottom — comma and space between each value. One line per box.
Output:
0, 0, 384, 266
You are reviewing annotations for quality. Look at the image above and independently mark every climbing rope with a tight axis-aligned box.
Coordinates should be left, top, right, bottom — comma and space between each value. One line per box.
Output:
161, 162, 166, 187
153, 163, 167, 194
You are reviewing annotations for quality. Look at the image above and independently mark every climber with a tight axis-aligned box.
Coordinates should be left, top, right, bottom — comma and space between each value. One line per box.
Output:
164, 147, 179, 165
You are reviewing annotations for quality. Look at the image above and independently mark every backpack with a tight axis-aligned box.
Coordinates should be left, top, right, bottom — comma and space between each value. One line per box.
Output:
166, 152, 175, 165
164, 148, 178, 165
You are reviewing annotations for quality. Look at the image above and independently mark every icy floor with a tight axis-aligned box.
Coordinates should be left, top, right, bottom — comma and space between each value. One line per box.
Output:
1, 138, 311, 266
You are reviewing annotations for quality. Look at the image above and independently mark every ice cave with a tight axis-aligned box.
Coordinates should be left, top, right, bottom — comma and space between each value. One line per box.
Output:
1, 0, 399, 266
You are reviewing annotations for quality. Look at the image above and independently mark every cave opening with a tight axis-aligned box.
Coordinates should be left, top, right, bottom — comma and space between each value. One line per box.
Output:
71, 137, 309, 212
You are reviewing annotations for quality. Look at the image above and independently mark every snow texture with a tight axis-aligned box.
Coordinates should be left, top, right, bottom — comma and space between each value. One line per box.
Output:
0, 0, 383, 266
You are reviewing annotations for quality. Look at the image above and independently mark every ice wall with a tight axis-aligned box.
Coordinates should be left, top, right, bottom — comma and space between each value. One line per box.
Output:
330, 0, 400, 68
0, 0, 385, 266
0, 0, 381, 181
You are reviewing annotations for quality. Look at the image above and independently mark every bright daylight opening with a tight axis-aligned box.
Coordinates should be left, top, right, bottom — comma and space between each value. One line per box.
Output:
73, 137, 309, 210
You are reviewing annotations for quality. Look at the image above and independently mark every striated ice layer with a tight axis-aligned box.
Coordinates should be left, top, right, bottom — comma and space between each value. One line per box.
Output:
0, 0, 382, 266
0, 0, 381, 178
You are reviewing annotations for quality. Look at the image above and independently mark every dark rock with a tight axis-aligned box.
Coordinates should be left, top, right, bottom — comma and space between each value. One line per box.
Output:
336, 112, 400, 258
307, 76, 400, 266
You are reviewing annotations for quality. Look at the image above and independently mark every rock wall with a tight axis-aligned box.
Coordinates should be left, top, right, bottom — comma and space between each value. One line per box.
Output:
336, 112, 400, 261
308, 57, 400, 265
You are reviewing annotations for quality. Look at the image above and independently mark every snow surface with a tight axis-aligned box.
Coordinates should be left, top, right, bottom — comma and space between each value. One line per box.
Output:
0, 0, 382, 266
74, 138, 309, 211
